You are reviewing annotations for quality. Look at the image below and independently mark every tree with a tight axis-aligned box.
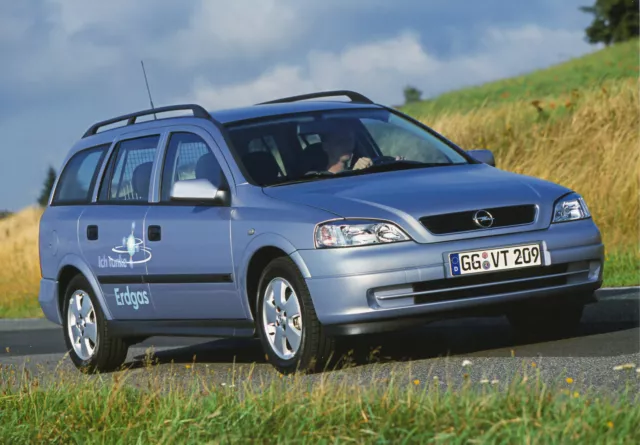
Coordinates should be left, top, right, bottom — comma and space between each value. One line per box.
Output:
580, 0, 639, 46
38, 166, 57, 207
403, 85, 423, 104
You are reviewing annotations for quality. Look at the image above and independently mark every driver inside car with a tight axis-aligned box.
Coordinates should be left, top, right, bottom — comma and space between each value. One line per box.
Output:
323, 130, 372, 173
323, 130, 404, 174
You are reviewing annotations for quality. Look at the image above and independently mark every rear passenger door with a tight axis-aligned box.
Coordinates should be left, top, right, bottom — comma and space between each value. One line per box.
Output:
41, 144, 110, 282
144, 128, 243, 320
78, 133, 160, 320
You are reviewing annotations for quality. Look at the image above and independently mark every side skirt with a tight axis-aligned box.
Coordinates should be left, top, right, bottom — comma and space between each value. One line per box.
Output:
106, 319, 255, 338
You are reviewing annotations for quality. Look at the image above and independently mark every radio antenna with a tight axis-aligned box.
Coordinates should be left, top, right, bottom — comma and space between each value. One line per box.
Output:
140, 60, 157, 120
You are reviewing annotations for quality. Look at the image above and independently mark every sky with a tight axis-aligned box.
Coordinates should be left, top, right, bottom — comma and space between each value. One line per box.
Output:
0, 0, 601, 211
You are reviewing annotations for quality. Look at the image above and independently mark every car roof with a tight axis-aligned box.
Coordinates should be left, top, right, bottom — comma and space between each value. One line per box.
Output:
210, 100, 383, 125
68, 93, 385, 157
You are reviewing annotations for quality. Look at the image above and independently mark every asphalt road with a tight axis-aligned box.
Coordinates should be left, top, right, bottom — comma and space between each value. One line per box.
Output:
1, 290, 638, 392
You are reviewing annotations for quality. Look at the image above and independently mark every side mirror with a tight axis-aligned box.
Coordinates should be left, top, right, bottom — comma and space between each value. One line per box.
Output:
170, 179, 227, 204
467, 149, 496, 167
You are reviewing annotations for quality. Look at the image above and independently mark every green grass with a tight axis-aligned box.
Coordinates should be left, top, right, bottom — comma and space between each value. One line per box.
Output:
0, 293, 42, 319
604, 248, 640, 287
1, 367, 638, 444
400, 39, 639, 118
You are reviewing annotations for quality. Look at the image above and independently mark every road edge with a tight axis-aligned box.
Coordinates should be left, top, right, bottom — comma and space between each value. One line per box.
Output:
596, 286, 640, 298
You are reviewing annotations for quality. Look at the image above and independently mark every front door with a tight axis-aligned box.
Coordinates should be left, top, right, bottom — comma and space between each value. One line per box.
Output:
144, 130, 244, 320
79, 134, 161, 319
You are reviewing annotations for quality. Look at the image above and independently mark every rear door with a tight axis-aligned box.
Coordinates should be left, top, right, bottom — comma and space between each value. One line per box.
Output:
143, 126, 243, 320
79, 132, 161, 320
40, 143, 111, 282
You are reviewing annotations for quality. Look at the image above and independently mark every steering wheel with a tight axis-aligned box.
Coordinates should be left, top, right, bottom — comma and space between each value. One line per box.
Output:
349, 154, 397, 169
371, 155, 398, 165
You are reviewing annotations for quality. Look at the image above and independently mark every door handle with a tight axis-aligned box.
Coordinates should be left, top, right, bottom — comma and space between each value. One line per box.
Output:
87, 225, 98, 241
148, 225, 161, 242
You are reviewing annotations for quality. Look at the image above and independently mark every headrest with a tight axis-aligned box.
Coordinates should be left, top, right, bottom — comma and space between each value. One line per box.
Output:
242, 151, 280, 185
299, 142, 328, 174
195, 152, 221, 186
131, 162, 153, 200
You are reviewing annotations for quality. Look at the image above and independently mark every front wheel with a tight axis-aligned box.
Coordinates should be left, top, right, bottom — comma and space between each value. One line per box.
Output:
62, 275, 129, 373
256, 257, 335, 374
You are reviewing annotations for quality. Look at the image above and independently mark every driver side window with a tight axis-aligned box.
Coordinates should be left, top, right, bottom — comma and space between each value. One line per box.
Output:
160, 132, 225, 202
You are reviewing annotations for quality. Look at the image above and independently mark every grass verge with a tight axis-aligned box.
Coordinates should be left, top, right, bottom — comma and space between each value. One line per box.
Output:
1, 366, 639, 444
604, 247, 640, 288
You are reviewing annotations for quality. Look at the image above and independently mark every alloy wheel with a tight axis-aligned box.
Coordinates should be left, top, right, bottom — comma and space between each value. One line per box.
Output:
66, 290, 98, 361
262, 277, 303, 360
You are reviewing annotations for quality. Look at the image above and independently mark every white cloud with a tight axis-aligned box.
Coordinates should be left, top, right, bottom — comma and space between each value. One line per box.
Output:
468, 25, 600, 77
46, 0, 149, 35
185, 25, 596, 109
5, 0, 304, 89
308, 32, 440, 84
187, 31, 441, 109
150, 0, 303, 67
190, 66, 315, 110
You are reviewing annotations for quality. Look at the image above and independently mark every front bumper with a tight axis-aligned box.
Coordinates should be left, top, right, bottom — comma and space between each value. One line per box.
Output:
297, 219, 604, 335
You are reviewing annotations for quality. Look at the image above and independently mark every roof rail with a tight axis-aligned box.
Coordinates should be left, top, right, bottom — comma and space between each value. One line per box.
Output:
82, 104, 212, 138
257, 90, 374, 105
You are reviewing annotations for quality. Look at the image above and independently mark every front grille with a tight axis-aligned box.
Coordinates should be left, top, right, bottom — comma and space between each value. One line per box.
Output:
420, 204, 537, 235
413, 263, 569, 305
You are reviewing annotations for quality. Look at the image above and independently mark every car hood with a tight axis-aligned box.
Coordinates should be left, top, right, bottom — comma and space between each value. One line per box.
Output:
263, 164, 572, 243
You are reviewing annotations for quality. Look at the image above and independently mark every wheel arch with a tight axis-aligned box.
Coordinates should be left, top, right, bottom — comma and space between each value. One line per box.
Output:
238, 233, 311, 321
56, 254, 112, 320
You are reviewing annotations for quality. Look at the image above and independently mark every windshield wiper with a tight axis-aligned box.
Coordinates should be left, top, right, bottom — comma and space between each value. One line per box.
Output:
267, 171, 339, 187
355, 160, 453, 174
266, 161, 457, 187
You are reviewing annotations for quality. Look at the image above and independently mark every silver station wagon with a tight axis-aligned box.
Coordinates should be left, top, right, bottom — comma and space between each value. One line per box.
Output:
38, 90, 604, 373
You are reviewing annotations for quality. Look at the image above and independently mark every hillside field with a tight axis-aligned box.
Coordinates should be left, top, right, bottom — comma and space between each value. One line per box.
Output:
401, 39, 639, 117
0, 41, 638, 318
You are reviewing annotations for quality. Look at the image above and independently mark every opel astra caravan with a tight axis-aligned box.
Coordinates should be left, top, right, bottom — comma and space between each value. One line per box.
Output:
38, 90, 604, 373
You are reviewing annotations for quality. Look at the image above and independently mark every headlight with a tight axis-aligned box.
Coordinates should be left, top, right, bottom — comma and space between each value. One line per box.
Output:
552, 193, 591, 223
314, 219, 410, 248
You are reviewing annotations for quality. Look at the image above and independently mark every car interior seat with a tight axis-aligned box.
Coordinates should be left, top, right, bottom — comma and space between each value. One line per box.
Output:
242, 151, 281, 185
299, 142, 328, 174
131, 161, 153, 200
195, 152, 222, 187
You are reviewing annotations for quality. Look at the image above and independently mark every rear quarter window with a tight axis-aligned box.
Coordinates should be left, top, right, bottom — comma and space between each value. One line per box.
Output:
51, 144, 110, 205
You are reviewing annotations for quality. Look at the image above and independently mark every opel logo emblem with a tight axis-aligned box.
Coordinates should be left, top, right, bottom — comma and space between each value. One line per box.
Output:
473, 210, 494, 228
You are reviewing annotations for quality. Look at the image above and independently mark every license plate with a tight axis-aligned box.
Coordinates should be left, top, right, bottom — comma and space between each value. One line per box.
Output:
449, 243, 542, 276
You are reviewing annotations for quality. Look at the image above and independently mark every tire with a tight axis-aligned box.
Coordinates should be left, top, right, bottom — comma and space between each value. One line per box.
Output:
507, 300, 585, 338
255, 257, 335, 374
62, 275, 129, 373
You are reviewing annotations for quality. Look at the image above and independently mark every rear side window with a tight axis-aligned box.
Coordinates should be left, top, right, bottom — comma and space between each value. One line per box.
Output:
160, 132, 226, 202
99, 135, 160, 202
52, 144, 109, 205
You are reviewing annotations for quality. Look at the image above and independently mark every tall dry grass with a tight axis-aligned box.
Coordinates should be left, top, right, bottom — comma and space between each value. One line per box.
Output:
422, 78, 639, 249
0, 206, 43, 317
0, 79, 637, 317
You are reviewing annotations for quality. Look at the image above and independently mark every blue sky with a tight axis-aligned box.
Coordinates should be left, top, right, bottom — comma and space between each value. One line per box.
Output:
0, 0, 601, 211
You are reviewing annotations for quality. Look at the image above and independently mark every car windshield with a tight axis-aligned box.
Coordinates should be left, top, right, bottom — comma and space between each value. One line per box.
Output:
225, 108, 471, 186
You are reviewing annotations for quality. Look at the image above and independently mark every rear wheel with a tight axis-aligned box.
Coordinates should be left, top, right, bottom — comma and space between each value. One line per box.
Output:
507, 300, 585, 338
62, 275, 128, 373
256, 257, 335, 374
